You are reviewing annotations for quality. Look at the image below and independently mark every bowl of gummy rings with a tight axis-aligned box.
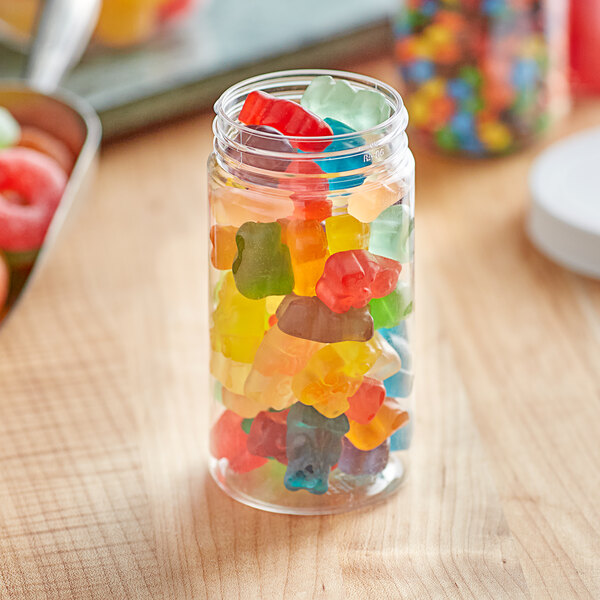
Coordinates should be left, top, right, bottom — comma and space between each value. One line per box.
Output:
0, 0, 201, 49
394, 0, 569, 156
0, 106, 71, 323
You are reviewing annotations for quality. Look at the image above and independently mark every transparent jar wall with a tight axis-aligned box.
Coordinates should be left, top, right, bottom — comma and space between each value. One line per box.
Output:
0, 0, 201, 48
207, 70, 415, 515
394, 0, 569, 156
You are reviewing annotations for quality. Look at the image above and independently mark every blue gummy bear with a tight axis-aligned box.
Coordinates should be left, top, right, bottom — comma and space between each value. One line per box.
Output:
380, 326, 414, 398
284, 403, 349, 495
315, 118, 370, 191
390, 417, 413, 451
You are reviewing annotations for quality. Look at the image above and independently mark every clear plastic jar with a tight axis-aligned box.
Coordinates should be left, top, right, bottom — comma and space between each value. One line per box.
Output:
394, 0, 569, 156
207, 70, 415, 515
0, 0, 200, 48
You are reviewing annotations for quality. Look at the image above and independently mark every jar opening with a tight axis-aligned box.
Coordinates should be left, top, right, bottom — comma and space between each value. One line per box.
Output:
213, 69, 409, 163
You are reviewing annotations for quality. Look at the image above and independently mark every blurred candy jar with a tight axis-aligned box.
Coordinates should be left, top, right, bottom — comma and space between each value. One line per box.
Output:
395, 0, 569, 156
208, 70, 415, 514
0, 0, 201, 48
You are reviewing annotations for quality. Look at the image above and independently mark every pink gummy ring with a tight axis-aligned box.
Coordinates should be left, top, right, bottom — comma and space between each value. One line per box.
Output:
0, 147, 67, 252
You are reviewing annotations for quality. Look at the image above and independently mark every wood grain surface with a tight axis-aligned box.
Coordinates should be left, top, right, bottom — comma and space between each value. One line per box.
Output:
0, 58, 598, 599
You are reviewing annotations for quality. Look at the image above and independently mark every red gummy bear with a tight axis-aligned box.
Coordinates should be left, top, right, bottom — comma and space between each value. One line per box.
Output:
315, 250, 402, 313
283, 160, 332, 221
346, 377, 386, 424
239, 91, 333, 152
210, 410, 268, 473
247, 409, 289, 464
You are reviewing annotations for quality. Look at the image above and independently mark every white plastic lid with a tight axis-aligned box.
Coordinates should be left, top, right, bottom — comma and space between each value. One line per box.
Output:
528, 126, 600, 279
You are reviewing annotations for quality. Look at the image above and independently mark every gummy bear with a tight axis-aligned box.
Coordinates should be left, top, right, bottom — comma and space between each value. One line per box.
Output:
221, 386, 262, 419
244, 325, 323, 412
239, 90, 333, 152
338, 437, 389, 475
314, 118, 370, 191
347, 182, 403, 223
210, 272, 269, 363
209, 183, 294, 227
210, 410, 268, 473
233, 222, 294, 299
315, 250, 402, 314
283, 159, 332, 221
210, 225, 238, 270
366, 331, 402, 381
325, 214, 370, 255
210, 351, 252, 395
380, 326, 414, 398
301, 75, 391, 131
276, 294, 373, 343
345, 377, 385, 424
390, 414, 413, 451
228, 124, 294, 172
345, 397, 409, 451
292, 340, 381, 419
369, 281, 413, 330
280, 219, 328, 296
284, 403, 349, 494
368, 204, 412, 263
247, 409, 289, 464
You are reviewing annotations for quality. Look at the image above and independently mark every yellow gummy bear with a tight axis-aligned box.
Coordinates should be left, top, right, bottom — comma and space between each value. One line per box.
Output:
292, 340, 382, 419
210, 272, 268, 364
325, 214, 370, 254
210, 351, 252, 396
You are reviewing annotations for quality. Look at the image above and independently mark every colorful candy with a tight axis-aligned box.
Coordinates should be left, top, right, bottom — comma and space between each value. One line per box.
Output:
346, 182, 403, 223
233, 221, 294, 299
292, 340, 381, 419
18, 126, 76, 174
345, 377, 386, 424
395, 0, 561, 155
247, 409, 289, 464
369, 282, 413, 330
239, 91, 333, 152
338, 437, 389, 475
228, 124, 294, 173
316, 250, 401, 314
368, 204, 412, 263
325, 214, 370, 254
0, 147, 67, 252
314, 118, 369, 190
301, 75, 391, 131
210, 225, 238, 270
284, 403, 349, 494
346, 397, 409, 451
210, 410, 268, 473
210, 272, 268, 362
276, 294, 373, 343
281, 219, 328, 296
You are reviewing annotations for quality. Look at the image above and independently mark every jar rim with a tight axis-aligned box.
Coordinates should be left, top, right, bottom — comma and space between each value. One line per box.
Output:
213, 69, 408, 154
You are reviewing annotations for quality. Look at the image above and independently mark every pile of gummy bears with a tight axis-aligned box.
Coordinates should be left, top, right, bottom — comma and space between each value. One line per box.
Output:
395, 0, 554, 155
0, 107, 69, 322
209, 76, 414, 496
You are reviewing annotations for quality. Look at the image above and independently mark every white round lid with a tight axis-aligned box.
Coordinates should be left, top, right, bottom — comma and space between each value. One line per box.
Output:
528, 126, 600, 279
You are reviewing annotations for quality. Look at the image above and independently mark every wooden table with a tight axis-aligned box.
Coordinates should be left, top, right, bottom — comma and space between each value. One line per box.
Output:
0, 59, 598, 600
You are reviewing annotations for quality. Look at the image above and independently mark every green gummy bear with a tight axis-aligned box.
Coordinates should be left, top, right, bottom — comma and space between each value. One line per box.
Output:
301, 75, 391, 131
0, 107, 20, 149
368, 204, 412, 263
369, 282, 413, 329
233, 221, 294, 299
